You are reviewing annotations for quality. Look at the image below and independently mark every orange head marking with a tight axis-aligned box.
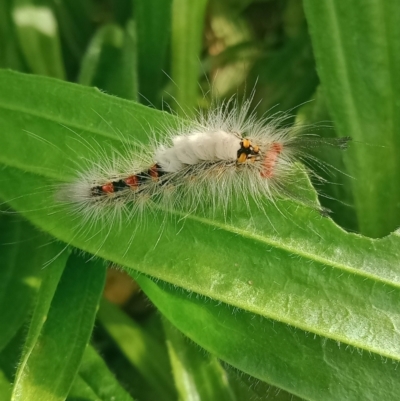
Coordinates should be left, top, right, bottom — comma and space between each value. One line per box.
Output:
237, 138, 260, 163
237, 152, 248, 163
242, 138, 251, 148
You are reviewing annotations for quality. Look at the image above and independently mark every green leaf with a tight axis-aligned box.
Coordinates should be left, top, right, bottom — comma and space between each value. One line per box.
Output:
52, 0, 93, 61
67, 375, 99, 401
76, 345, 135, 401
0, 369, 11, 401
0, 0, 26, 70
135, 0, 172, 106
78, 24, 124, 87
97, 299, 176, 401
11, 253, 106, 401
11, 1, 65, 79
163, 319, 236, 401
95, 311, 169, 401
12, 240, 69, 394
0, 214, 47, 351
227, 370, 304, 401
303, 0, 400, 237
0, 71, 174, 181
117, 20, 138, 101
171, 0, 208, 115
79, 21, 138, 101
0, 71, 399, 368
134, 273, 400, 401
0, 328, 25, 388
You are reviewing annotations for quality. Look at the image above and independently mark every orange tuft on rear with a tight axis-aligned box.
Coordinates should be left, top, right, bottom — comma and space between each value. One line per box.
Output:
261, 142, 283, 178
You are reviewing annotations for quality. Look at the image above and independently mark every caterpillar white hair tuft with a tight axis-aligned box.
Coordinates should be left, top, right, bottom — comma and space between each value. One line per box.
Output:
55, 95, 350, 230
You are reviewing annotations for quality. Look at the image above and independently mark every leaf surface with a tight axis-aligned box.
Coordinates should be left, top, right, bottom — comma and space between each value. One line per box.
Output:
135, 273, 400, 401
0, 215, 46, 351
0, 70, 399, 377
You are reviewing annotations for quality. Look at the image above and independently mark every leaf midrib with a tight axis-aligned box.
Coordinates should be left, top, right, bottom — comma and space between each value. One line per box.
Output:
2, 159, 398, 292
136, 272, 400, 363
167, 210, 399, 289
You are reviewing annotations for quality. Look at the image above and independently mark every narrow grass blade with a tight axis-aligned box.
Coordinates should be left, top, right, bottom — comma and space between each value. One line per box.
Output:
303, 0, 400, 237
12, 1, 65, 79
163, 319, 236, 401
171, 0, 208, 115
97, 299, 176, 401
11, 254, 106, 401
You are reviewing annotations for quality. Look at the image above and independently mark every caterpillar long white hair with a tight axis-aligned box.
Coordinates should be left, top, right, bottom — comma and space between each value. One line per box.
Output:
56, 96, 349, 230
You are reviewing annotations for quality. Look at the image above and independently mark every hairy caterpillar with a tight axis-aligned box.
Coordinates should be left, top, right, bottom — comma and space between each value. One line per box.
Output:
55, 96, 350, 232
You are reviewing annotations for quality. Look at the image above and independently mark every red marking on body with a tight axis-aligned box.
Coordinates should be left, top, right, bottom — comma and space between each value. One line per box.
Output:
261, 142, 283, 178
125, 175, 139, 188
148, 164, 159, 181
102, 182, 114, 193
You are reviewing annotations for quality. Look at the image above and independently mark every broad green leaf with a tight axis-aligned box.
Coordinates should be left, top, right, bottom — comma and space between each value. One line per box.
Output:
303, 0, 400, 237
134, 273, 400, 401
0, 71, 399, 368
79, 21, 138, 101
163, 319, 236, 401
227, 370, 304, 401
12, 1, 65, 79
0, 71, 174, 182
171, 0, 208, 115
97, 299, 176, 401
11, 253, 106, 401
0, 214, 47, 351
76, 345, 135, 401
135, 0, 172, 106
